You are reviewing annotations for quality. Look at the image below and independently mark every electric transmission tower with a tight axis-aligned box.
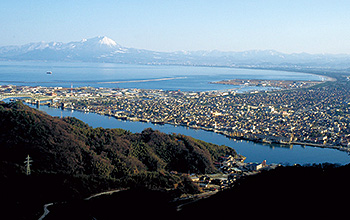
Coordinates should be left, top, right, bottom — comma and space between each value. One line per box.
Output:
24, 155, 33, 175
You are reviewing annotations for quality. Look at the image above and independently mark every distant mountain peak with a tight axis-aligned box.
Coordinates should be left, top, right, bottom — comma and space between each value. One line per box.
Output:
84, 36, 118, 48
98, 36, 117, 47
0, 36, 349, 68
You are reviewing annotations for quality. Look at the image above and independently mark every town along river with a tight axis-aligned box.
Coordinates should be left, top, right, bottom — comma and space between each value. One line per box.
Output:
33, 104, 350, 165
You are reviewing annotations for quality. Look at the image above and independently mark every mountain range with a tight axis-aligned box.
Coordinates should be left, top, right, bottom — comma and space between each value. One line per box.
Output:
1, 36, 350, 68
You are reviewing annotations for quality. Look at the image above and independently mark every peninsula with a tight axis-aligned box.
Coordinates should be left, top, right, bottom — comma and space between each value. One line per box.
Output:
210, 78, 323, 90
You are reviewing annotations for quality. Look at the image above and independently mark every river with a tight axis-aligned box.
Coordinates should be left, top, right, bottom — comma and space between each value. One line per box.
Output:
34, 104, 350, 165
1, 60, 348, 164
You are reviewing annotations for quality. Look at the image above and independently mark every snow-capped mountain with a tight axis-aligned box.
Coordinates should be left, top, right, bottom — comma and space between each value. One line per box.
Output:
0, 36, 124, 60
1, 36, 350, 68
67, 36, 122, 51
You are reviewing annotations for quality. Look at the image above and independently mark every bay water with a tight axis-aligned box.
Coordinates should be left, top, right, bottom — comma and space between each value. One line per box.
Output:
0, 60, 323, 92
1, 60, 348, 164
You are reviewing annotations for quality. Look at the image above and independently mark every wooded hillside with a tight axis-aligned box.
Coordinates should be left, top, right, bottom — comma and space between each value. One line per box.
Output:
0, 101, 237, 219
0, 101, 236, 177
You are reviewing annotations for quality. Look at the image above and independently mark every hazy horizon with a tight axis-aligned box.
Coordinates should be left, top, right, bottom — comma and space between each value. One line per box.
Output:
1, 1, 350, 54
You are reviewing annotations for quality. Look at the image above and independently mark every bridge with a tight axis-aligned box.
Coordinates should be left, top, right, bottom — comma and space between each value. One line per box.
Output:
0, 93, 57, 105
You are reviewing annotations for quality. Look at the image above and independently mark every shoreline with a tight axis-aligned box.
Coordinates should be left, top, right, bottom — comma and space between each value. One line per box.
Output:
47, 104, 350, 154
151, 122, 350, 153
3, 62, 348, 156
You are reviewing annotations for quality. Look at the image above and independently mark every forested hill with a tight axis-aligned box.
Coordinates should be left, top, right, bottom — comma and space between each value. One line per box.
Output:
0, 101, 237, 219
0, 101, 236, 176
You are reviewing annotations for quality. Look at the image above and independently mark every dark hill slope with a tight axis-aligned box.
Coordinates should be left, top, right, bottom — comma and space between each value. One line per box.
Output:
42, 164, 350, 219
0, 101, 236, 177
179, 163, 350, 218
0, 101, 89, 173
0, 101, 237, 219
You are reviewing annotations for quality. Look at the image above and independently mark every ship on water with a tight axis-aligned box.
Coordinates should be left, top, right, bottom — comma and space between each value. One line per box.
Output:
46, 71, 52, 74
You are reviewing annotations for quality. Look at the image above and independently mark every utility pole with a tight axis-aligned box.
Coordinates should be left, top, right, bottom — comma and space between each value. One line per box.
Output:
24, 155, 33, 175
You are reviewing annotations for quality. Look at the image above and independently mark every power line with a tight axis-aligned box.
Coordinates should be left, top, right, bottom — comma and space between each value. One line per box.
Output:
24, 155, 33, 175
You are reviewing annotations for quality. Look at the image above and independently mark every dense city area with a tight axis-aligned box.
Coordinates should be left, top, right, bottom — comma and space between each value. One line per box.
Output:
1, 76, 350, 153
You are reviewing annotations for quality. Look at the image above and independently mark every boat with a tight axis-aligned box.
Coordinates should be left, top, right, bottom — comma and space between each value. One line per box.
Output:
46, 71, 52, 74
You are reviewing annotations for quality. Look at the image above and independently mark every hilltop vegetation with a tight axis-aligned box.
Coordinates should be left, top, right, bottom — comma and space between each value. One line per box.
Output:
0, 101, 236, 219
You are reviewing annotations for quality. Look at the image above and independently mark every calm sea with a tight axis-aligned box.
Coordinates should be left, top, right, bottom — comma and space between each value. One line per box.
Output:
0, 60, 323, 91
1, 60, 348, 164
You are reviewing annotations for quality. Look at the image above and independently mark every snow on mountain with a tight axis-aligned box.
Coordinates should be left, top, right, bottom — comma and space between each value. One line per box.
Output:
0, 36, 126, 61
98, 36, 118, 47
1, 36, 350, 68
76, 36, 121, 49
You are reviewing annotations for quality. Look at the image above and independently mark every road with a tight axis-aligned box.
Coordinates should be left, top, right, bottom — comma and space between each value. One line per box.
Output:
38, 189, 124, 220
175, 190, 219, 211
38, 203, 53, 220
84, 189, 124, 200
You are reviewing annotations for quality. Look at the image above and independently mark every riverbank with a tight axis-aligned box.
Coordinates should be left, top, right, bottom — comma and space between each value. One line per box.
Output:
147, 119, 350, 153
114, 115, 350, 153
25, 103, 350, 165
45, 102, 350, 155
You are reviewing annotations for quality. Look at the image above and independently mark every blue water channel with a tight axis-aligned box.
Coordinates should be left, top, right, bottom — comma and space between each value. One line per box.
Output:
34, 104, 350, 165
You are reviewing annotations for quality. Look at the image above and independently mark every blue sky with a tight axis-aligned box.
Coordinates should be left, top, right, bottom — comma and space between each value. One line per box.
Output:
1, 0, 350, 54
